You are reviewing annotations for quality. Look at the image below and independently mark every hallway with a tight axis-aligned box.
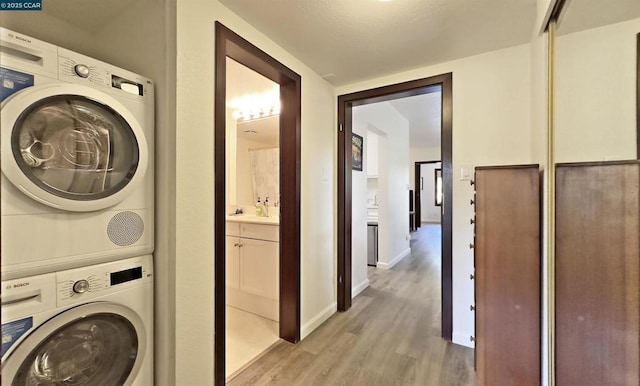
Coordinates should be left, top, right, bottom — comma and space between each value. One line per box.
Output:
228, 224, 475, 385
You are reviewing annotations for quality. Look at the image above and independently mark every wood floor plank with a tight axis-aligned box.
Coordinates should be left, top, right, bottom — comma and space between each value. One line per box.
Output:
228, 224, 475, 385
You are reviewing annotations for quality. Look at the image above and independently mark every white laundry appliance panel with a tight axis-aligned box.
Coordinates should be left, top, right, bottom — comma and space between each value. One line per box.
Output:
1, 255, 153, 386
0, 28, 155, 281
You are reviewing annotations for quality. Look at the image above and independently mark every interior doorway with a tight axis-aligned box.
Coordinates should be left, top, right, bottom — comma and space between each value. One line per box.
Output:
337, 73, 453, 340
214, 22, 302, 384
415, 160, 443, 230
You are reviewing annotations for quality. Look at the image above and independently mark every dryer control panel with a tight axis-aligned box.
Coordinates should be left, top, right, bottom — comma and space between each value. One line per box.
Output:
56, 255, 153, 307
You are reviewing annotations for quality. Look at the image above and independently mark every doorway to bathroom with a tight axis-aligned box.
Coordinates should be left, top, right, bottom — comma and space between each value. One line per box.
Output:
224, 57, 281, 379
214, 22, 301, 385
337, 73, 453, 340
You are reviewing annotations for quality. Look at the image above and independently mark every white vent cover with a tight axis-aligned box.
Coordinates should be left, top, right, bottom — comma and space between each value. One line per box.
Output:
107, 211, 144, 246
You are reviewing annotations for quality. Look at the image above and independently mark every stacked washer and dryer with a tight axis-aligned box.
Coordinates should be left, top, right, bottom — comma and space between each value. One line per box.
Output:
0, 28, 155, 385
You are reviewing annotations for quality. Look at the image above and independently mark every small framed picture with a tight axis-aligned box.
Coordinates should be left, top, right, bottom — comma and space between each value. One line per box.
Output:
352, 133, 363, 171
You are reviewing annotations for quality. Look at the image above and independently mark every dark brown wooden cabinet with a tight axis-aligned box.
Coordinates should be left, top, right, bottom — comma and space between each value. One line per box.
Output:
555, 161, 640, 385
474, 165, 541, 386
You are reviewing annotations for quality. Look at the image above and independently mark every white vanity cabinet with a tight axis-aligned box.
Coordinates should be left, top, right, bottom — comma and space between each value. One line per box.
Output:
225, 221, 279, 321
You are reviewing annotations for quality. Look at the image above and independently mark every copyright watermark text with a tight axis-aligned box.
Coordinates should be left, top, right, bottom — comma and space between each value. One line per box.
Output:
0, 0, 42, 10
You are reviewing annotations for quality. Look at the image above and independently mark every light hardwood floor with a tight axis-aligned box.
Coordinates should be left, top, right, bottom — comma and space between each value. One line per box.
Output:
228, 224, 475, 385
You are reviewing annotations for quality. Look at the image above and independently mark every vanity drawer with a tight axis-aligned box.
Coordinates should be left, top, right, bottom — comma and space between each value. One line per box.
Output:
240, 223, 279, 242
226, 222, 240, 237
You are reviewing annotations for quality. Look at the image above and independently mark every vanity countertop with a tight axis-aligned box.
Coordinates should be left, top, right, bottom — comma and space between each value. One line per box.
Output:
226, 214, 280, 225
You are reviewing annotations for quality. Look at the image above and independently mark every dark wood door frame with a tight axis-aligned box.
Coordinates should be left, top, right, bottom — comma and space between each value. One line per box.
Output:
337, 73, 453, 340
414, 160, 442, 229
214, 22, 301, 384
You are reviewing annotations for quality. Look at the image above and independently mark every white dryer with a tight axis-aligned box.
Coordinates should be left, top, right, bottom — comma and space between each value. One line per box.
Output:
1, 255, 153, 385
0, 28, 154, 280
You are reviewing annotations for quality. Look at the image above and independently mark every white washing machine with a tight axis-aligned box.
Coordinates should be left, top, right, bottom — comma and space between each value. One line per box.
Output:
1, 255, 153, 385
0, 28, 154, 280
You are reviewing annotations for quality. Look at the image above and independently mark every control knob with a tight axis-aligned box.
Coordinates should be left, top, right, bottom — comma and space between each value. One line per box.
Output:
72, 279, 90, 294
74, 64, 90, 78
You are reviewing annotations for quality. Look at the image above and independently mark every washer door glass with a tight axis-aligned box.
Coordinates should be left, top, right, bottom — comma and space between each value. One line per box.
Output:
12, 313, 138, 386
12, 95, 139, 200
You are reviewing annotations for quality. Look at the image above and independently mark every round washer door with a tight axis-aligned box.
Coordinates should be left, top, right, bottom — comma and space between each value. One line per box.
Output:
1, 83, 148, 212
1, 302, 147, 386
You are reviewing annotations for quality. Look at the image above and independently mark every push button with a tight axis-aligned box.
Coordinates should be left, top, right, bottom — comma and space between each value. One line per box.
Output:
72, 279, 90, 294
74, 64, 90, 78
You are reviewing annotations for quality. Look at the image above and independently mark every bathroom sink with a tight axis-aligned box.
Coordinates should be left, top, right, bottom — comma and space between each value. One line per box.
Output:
225, 214, 280, 225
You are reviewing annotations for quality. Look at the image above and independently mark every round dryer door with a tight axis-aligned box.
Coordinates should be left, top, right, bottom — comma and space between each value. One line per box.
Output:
1, 302, 147, 386
1, 83, 148, 212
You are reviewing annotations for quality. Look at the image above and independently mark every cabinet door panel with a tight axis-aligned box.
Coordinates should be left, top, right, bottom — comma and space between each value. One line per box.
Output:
240, 238, 279, 300
556, 162, 640, 385
225, 236, 240, 289
475, 165, 540, 386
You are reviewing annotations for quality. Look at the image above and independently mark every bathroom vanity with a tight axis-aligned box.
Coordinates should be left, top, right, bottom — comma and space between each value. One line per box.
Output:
226, 215, 279, 321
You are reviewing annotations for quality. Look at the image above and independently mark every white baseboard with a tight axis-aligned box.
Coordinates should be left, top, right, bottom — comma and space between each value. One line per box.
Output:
452, 330, 475, 348
377, 248, 411, 270
352, 278, 370, 298
301, 302, 336, 340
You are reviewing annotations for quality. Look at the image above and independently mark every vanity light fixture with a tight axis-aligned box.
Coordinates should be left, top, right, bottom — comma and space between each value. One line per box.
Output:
229, 88, 280, 122
232, 105, 280, 122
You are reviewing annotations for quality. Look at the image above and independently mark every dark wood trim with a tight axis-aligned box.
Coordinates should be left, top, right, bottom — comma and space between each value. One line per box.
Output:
214, 22, 301, 385
475, 164, 541, 170
337, 73, 454, 341
214, 24, 226, 386
414, 160, 441, 230
637, 33, 640, 159
441, 73, 453, 340
556, 160, 640, 167
548, 0, 568, 28
435, 168, 442, 207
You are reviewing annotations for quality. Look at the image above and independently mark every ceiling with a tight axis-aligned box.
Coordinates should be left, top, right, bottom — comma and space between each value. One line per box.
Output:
227, 58, 280, 146
557, 0, 640, 35
237, 115, 279, 147
36, 0, 640, 149
218, 0, 538, 86
390, 92, 441, 149
226, 57, 279, 104
38, 0, 640, 86
42, 0, 133, 33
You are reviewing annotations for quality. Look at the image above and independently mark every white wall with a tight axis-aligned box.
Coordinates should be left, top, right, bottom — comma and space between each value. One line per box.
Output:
176, 1, 336, 383
354, 103, 411, 270
338, 43, 533, 348
366, 131, 379, 177
555, 18, 640, 163
351, 125, 369, 297
420, 162, 442, 223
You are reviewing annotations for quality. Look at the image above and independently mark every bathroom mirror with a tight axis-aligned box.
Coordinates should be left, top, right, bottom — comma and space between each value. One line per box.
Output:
555, 1, 640, 162
233, 116, 279, 211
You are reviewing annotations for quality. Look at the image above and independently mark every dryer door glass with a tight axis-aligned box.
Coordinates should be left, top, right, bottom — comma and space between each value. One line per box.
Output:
12, 95, 139, 201
12, 313, 138, 386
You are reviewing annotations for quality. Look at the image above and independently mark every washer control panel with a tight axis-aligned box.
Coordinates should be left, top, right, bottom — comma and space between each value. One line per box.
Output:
57, 47, 150, 97
56, 255, 152, 305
